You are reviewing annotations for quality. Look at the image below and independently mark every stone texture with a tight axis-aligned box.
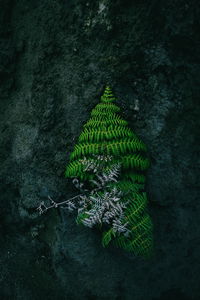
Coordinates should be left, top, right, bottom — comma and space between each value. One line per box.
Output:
0, 0, 199, 299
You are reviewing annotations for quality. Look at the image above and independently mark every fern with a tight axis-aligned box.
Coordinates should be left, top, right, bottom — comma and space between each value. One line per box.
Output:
115, 180, 144, 194
116, 232, 152, 257
91, 103, 120, 114
65, 86, 153, 257
69, 139, 147, 161
84, 118, 128, 128
124, 173, 146, 184
122, 154, 150, 171
125, 192, 147, 222
102, 228, 116, 247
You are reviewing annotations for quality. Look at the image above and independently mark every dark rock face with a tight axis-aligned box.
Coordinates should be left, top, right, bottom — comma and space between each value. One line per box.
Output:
0, 0, 199, 299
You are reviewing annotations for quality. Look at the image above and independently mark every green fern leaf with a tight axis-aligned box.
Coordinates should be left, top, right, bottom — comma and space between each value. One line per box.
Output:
65, 86, 153, 257
102, 228, 116, 247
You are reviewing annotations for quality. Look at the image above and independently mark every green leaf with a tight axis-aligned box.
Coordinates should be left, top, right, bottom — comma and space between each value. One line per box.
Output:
102, 228, 115, 247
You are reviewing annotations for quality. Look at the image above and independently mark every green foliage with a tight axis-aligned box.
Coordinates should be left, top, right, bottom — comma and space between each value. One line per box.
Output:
102, 228, 116, 247
114, 180, 144, 194
78, 127, 135, 143
69, 140, 147, 161
65, 86, 153, 257
76, 212, 89, 225
124, 173, 146, 184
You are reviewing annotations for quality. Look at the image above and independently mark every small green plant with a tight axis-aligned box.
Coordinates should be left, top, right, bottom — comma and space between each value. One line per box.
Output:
65, 86, 153, 257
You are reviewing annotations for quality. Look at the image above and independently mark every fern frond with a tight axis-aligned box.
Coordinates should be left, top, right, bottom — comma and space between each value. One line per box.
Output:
70, 139, 148, 161
129, 214, 152, 233
65, 86, 153, 257
124, 192, 147, 222
115, 180, 144, 194
65, 160, 95, 180
91, 112, 118, 121
84, 118, 128, 128
76, 212, 89, 225
101, 97, 116, 103
102, 228, 115, 247
78, 127, 136, 143
127, 230, 153, 256
114, 228, 153, 257
124, 173, 146, 184
122, 154, 150, 171
91, 103, 120, 114
106, 139, 147, 155
101, 88, 116, 103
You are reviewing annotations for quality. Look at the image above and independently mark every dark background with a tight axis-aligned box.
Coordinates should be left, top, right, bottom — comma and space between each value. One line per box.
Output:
0, 0, 200, 299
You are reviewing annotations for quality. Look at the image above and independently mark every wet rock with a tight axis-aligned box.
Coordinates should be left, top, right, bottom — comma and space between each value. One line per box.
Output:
0, 0, 199, 299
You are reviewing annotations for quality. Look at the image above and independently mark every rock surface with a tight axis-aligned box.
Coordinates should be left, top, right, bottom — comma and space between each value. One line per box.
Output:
0, 0, 199, 299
